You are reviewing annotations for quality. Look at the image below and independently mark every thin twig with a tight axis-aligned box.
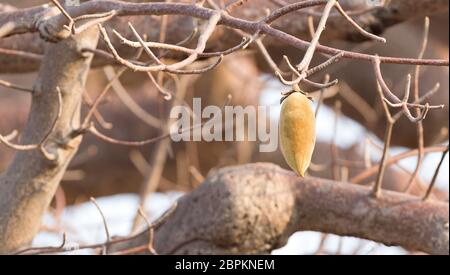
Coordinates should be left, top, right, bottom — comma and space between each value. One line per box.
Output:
372, 56, 442, 123
103, 66, 161, 129
90, 197, 111, 254
137, 208, 157, 255
13, 232, 67, 255
0, 88, 63, 161
423, 145, 449, 201
405, 17, 430, 192
350, 145, 448, 185
372, 83, 394, 198
2, 1, 449, 67
297, 0, 337, 72
334, 1, 386, 43
99, 11, 223, 73
51, 0, 75, 33
82, 92, 113, 130
0, 79, 33, 93
13, 201, 178, 255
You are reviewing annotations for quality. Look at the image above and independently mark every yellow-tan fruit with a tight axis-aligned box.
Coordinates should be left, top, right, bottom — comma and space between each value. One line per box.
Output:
279, 92, 316, 177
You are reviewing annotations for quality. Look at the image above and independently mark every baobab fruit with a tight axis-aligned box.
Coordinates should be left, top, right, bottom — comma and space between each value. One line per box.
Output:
279, 91, 316, 177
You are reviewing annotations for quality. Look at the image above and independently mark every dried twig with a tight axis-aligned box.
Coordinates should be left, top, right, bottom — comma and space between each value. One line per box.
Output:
372, 56, 443, 123
0, 88, 63, 161
333, 1, 386, 43
0, 79, 33, 93
350, 145, 448, 185
90, 197, 111, 254
372, 83, 394, 197
99, 11, 224, 74
103, 66, 161, 129
137, 208, 157, 255
13, 233, 67, 255
423, 145, 449, 201
1, 1, 448, 67
297, 0, 337, 72
14, 201, 178, 255
405, 17, 430, 192
51, 0, 117, 36
82, 92, 113, 130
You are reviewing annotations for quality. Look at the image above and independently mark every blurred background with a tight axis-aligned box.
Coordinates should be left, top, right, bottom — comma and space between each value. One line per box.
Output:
0, 0, 448, 254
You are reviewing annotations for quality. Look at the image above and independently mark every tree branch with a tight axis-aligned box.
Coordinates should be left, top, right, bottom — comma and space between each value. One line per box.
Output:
110, 163, 449, 255
0, 0, 448, 73
0, 27, 99, 253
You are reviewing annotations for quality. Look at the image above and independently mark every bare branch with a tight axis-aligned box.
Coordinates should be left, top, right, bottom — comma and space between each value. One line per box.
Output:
0, 0, 448, 74
0, 79, 33, 93
351, 145, 448, 184
0, 26, 100, 253
406, 17, 431, 192
112, 163, 449, 255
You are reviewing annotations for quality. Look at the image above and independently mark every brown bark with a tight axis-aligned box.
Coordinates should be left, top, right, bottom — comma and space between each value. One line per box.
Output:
0, 27, 99, 253
111, 163, 449, 255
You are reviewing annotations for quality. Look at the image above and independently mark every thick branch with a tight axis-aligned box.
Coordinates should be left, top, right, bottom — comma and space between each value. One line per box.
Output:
112, 163, 449, 255
0, 28, 99, 253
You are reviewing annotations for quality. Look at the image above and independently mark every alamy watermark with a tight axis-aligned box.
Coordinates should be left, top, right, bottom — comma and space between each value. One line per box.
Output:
169, 98, 279, 153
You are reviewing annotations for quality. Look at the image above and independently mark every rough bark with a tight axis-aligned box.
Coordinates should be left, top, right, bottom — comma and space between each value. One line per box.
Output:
0, 27, 99, 253
111, 163, 449, 255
